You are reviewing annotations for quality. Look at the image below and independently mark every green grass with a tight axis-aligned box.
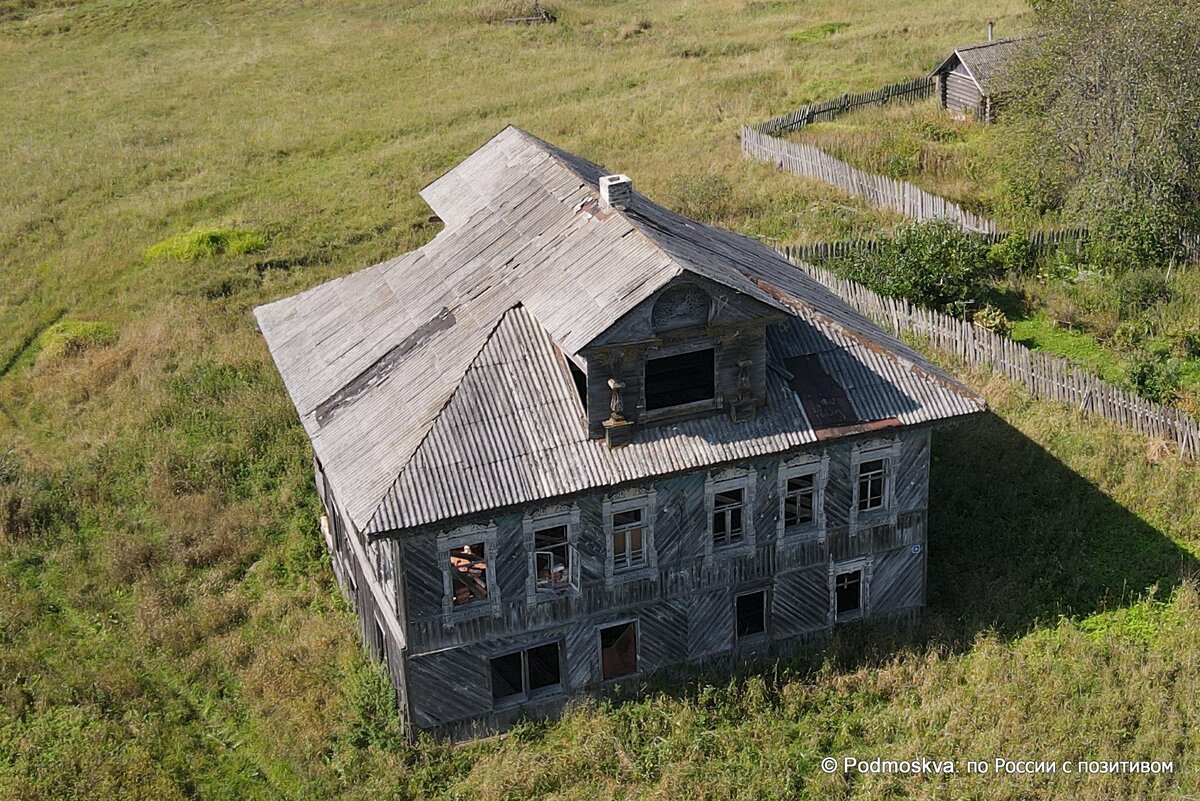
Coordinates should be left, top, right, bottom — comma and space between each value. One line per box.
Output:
1009, 314, 1129, 385
788, 21, 851, 42
8, 0, 1200, 798
143, 227, 267, 262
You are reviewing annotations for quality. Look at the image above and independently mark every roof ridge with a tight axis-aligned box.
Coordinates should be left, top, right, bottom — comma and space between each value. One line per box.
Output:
363, 302, 529, 535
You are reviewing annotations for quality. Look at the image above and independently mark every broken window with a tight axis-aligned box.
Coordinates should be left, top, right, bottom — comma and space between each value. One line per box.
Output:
600, 622, 638, 680
735, 590, 767, 640
857, 458, 886, 513
835, 570, 862, 618
450, 543, 488, 606
490, 642, 562, 705
783, 473, 816, 527
712, 486, 745, 548
611, 507, 646, 570
644, 348, 715, 411
568, 360, 588, 413
534, 525, 573, 591
373, 617, 388, 666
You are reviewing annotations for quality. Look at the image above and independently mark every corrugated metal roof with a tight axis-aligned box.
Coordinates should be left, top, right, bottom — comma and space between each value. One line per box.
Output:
932, 37, 1025, 94
255, 126, 985, 535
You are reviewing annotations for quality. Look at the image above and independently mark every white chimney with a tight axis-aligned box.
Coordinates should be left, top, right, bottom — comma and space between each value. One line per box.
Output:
987, 20, 994, 41
599, 174, 632, 211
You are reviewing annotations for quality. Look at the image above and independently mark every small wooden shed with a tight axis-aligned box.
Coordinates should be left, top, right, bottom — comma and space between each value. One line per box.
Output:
931, 37, 1024, 122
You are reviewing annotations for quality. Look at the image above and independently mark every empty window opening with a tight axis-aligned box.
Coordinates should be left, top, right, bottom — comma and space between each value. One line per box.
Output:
712, 487, 745, 548
857, 459, 886, 512
450, 543, 488, 606
534, 525, 573, 591
783, 473, 816, 527
600, 622, 638, 680
611, 507, 646, 570
835, 570, 862, 618
735, 590, 767, 640
644, 348, 715, 411
568, 360, 588, 413
373, 618, 388, 666
491, 642, 563, 705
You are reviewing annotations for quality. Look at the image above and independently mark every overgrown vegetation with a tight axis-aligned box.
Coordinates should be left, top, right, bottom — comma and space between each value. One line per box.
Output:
6, 0, 1200, 798
143, 227, 267, 262
999, 0, 1200, 270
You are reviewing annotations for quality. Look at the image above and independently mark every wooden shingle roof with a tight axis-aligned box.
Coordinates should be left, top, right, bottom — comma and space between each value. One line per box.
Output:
255, 126, 984, 535
932, 37, 1025, 94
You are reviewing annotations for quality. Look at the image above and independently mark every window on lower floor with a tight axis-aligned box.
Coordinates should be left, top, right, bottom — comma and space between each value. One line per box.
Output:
644, 348, 715, 411
449, 543, 489, 606
735, 590, 767, 640
600, 622, 638, 680
611, 508, 647, 571
856, 458, 886, 513
534, 525, 573, 591
490, 642, 562, 705
712, 486, 745, 548
835, 570, 862, 619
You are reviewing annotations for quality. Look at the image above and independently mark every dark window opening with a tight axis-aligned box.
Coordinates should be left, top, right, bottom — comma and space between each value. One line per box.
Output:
373, 618, 387, 666
611, 507, 646, 570
783, 473, 816, 527
712, 486, 745, 548
450, 543, 488, 606
735, 591, 767, 640
534, 525, 573, 591
644, 348, 715, 411
568, 360, 588, 413
600, 622, 638, 680
857, 459, 886, 512
491, 642, 563, 705
835, 570, 862, 617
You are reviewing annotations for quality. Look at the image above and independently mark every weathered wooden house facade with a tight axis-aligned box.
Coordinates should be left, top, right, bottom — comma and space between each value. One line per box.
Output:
931, 36, 1024, 122
254, 126, 985, 739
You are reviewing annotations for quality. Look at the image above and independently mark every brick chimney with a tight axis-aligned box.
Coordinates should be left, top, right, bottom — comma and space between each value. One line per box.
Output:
599, 174, 632, 211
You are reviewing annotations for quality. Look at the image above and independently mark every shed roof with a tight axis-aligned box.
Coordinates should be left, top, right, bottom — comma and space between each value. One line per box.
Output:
932, 37, 1025, 94
255, 126, 985, 535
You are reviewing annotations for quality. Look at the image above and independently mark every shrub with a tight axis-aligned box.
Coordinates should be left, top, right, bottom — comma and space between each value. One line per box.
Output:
972, 304, 1012, 336
1126, 352, 1182, 404
34, 320, 118, 365
987, 233, 1036, 276
1167, 324, 1200, 360
666, 173, 736, 224
1115, 270, 1171, 318
832, 219, 991, 315
143, 227, 266, 262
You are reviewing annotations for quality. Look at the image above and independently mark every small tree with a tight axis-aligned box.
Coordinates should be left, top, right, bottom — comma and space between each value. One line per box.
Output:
998, 0, 1200, 270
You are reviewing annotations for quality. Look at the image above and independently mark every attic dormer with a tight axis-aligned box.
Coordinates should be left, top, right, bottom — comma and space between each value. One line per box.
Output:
578, 275, 787, 446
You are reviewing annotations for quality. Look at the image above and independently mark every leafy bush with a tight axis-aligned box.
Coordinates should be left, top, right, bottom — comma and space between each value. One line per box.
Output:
832, 219, 992, 315
972, 304, 1012, 336
1115, 270, 1171, 318
34, 320, 118, 364
1126, 352, 1182, 404
987, 233, 1036, 275
143, 227, 266, 262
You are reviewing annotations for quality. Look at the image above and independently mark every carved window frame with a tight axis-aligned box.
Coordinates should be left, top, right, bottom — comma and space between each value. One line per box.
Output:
777, 452, 828, 541
603, 489, 658, 586
705, 467, 756, 558
524, 505, 582, 603
830, 556, 873, 624
438, 522, 499, 621
849, 438, 900, 531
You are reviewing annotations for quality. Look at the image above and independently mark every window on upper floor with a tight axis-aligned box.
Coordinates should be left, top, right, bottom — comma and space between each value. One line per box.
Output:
856, 458, 886, 513
644, 348, 715, 411
778, 454, 827, 538
604, 491, 657, 584
490, 642, 562, 706
449, 543, 489, 606
712, 486, 745, 548
533, 525, 573, 592
611, 507, 646, 570
600, 621, 638, 680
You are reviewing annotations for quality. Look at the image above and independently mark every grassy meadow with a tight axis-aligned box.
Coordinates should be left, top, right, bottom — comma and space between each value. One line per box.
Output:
5, 0, 1200, 798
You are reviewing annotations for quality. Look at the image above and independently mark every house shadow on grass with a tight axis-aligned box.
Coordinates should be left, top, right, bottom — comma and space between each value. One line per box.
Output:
594, 409, 1199, 712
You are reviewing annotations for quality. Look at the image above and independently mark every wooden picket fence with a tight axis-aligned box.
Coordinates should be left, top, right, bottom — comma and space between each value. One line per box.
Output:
752, 77, 935, 136
742, 126, 1000, 234
782, 228, 1089, 265
784, 257, 1200, 458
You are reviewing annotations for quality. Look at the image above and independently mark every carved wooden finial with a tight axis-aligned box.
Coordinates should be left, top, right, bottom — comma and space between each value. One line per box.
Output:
607, 377, 626, 419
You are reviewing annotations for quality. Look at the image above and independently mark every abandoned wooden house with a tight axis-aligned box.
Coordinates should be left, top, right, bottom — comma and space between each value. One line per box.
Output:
254, 126, 985, 739
931, 34, 1025, 122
